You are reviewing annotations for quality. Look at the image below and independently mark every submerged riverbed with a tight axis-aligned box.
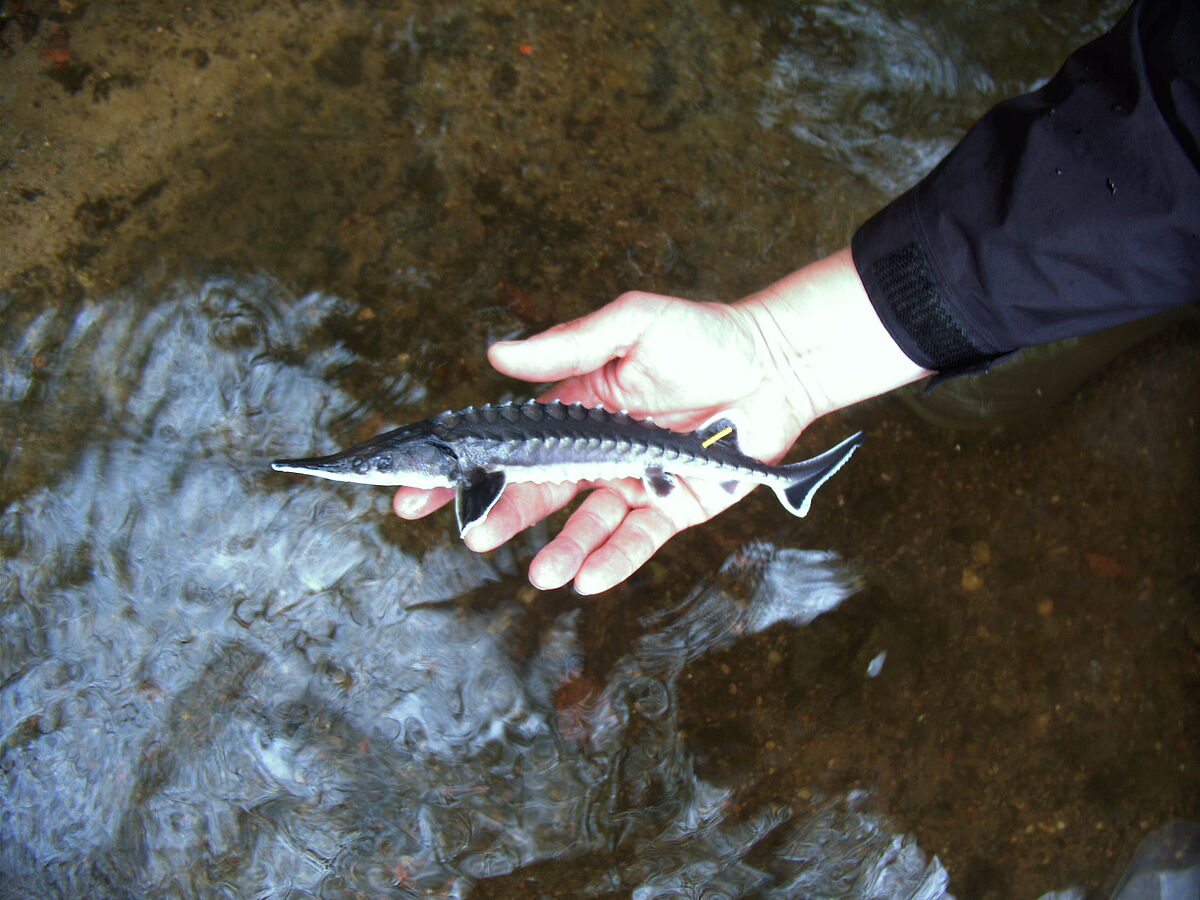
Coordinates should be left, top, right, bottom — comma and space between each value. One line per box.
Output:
2, 2, 1197, 898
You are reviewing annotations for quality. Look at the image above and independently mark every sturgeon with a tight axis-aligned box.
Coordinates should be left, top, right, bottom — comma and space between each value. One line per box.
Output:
271, 400, 862, 536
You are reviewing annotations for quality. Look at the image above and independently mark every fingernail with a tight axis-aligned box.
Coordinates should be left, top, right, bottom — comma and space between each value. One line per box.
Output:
529, 559, 568, 592
393, 494, 425, 518
463, 524, 499, 553
573, 572, 606, 596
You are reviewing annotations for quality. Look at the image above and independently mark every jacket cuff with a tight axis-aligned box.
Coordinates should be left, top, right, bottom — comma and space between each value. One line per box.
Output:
852, 193, 1000, 375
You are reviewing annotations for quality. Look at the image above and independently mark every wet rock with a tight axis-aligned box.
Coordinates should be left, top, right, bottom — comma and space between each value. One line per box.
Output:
132, 178, 167, 208
644, 45, 677, 108
382, 43, 420, 86
37, 23, 69, 64
92, 70, 137, 102
382, 42, 420, 116
492, 59, 519, 98
39, 23, 90, 93
45, 59, 91, 92
74, 195, 128, 238
60, 240, 99, 268
312, 33, 369, 87
182, 46, 209, 68
402, 154, 447, 208
3, 0, 86, 47
1084, 552, 1125, 578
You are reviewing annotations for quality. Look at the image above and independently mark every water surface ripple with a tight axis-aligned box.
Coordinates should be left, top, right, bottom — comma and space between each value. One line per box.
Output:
2, 278, 948, 898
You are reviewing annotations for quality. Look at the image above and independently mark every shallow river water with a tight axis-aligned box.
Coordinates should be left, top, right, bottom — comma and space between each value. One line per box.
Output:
1, 1, 1197, 898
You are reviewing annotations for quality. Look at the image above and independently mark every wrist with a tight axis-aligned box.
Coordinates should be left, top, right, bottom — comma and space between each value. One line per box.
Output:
733, 247, 931, 422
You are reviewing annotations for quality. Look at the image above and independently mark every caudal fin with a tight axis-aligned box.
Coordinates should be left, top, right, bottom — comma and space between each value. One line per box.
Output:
771, 432, 863, 517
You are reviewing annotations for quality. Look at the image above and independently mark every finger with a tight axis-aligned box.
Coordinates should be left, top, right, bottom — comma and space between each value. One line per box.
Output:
462, 480, 581, 553
393, 487, 454, 519
573, 504, 680, 595
528, 488, 631, 590
488, 292, 669, 382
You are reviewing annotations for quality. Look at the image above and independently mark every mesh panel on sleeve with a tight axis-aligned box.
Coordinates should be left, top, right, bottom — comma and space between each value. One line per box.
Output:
871, 242, 989, 370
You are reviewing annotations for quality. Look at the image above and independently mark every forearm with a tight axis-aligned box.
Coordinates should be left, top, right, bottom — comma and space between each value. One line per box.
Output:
734, 247, 931, 425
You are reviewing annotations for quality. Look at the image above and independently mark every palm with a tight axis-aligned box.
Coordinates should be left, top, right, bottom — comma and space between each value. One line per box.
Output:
544, 297, 808, 491
394, 292, 815, 593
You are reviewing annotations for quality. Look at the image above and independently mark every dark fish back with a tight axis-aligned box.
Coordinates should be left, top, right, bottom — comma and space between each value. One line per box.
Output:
428, 400, 759, 469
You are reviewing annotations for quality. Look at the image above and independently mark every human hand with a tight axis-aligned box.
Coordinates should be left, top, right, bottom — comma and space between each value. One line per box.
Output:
394, 248, 929, 593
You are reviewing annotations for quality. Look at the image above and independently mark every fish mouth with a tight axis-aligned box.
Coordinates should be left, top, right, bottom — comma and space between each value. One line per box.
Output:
272, 456, 334, 470
271, 455, 454, 489
271, 454, 365, 483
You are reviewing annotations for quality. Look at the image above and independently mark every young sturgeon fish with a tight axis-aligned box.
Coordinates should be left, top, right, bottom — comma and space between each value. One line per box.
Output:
272, 400, 862, 536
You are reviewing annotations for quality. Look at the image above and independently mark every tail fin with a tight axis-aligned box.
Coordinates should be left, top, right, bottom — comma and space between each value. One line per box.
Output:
771, 432, 863, 517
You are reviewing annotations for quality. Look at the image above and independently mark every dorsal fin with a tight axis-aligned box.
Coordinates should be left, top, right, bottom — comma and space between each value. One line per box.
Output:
696, 413, 743, 452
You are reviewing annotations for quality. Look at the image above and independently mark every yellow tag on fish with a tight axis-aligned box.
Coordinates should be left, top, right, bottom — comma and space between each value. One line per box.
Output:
701, 425, 733, 449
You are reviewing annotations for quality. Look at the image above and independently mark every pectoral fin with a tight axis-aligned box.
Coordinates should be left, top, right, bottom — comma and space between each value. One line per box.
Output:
456, 468, 507, 536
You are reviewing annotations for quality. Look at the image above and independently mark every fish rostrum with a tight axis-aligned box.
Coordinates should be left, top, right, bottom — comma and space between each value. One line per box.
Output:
271, 400, 863, 536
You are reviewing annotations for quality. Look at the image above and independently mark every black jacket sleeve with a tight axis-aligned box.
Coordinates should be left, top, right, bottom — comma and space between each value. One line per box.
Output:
851, 0, 1200, 373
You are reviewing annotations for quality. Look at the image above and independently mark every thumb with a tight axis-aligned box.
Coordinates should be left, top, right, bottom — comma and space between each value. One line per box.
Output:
488, 292, 668, 382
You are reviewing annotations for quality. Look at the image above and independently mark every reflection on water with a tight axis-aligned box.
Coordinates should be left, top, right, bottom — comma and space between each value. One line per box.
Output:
756, 3, 980, 195
1, 277, 948, 897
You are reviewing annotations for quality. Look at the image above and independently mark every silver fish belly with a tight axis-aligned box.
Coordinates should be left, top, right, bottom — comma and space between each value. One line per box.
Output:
271, 400, 862, 536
